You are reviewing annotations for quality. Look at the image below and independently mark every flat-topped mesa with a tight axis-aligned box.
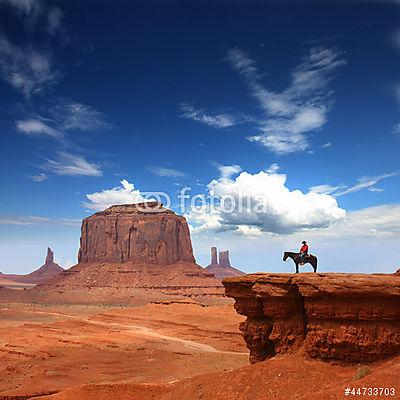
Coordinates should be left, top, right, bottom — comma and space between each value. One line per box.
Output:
78, 202, 195, 265
98, 201, 170, 215
223, 273, 400, 364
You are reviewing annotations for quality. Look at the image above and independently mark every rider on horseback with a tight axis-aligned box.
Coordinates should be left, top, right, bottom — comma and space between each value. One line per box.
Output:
299, 241, 309, 263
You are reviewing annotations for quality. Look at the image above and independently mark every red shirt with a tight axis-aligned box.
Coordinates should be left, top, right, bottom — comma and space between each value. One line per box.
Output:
300, 244, 308, 253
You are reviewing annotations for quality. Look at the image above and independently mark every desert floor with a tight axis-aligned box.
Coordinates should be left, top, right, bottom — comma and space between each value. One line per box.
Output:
1, 300, 399, 400
0, 300, 248, 398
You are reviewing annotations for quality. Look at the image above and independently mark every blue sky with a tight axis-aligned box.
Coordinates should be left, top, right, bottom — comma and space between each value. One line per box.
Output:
0, 0, 399, 274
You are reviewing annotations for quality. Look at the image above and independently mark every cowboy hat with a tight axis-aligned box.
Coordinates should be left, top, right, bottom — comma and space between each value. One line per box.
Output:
302, 241, 307, 244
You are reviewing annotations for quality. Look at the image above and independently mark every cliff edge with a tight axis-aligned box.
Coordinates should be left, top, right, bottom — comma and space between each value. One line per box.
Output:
223, 273, 400, 363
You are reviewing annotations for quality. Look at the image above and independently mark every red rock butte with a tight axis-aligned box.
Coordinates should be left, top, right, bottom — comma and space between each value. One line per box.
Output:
39, 202, 223, 297
223, 273, 400, 364
3, 247, 64, 285
205, 246, 245, 280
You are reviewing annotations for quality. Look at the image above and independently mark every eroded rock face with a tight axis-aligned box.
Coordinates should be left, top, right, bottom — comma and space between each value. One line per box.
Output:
223, 273, 400, 363
205, 247, 244, 280
219, 250, 231, 268
38, 203, 223, 297
78, 202, 195, 265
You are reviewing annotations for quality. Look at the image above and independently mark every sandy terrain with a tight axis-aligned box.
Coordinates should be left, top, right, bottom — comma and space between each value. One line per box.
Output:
0, 301, 248, 398
0, 299, 398, 400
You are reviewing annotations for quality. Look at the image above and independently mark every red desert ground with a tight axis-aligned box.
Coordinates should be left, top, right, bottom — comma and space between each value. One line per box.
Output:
0, 203, 399, 400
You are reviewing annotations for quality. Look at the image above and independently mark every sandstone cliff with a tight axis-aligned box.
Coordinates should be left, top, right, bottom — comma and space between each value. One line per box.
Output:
39, 203, 223, 297
205, 247, 244, 280
78, 202, 195, 265
4, 247, 64, 285
223, 273, 400, 363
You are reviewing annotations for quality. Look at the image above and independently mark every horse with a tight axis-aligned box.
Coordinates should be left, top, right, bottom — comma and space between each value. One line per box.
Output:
283, 252, 318, 274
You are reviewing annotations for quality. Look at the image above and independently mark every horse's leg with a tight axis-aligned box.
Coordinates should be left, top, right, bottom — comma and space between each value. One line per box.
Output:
313, 262, 317, 273
295, 262, 299, 274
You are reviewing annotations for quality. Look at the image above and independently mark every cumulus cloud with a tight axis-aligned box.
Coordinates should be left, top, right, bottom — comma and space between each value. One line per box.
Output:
226, 47, 346, 154
44, 152, 102, 177
181, 104, 238, 129
188, 167, 346, 235
147, 166, 186, 178
214, 163, 242, 179
84, 179, 145, 211
16, 118, 63, 139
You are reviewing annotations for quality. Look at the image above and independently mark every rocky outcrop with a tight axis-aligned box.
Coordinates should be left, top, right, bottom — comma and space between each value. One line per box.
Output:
219, 250, 231, 268
4, 247, 64, 285
205, 247, 244, 280
39, 203, 223, 297
223, 273, 400, 363
211, 246, 218, 265
78, 202, 195, 265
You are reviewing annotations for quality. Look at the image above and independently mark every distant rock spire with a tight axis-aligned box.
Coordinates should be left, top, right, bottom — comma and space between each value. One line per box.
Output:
211, 247, 218, 265
45, 247, 54, 265
219, 250, 231, 268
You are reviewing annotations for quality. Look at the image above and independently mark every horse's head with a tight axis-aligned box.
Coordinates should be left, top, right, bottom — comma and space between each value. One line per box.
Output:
283, 252, 289, 261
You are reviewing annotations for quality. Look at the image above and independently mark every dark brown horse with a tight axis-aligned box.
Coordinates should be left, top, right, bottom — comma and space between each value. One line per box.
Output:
283, 252, 318, 274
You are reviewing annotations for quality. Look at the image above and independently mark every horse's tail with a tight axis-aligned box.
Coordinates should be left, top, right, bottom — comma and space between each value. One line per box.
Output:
312, 255, 318, 271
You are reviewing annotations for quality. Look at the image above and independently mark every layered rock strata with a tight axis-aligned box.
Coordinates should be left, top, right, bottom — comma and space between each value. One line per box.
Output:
39, 202, 223, 296
223, 273, 400, 363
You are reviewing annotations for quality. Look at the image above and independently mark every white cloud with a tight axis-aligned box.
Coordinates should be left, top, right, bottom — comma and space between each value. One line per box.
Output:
306, 204, 400, 239
16, 118, 62, 139
226, 47, 346, 154
31, 173, 48, 182
335, 172, 397, 196
188, 168, 346, 235
0, 215, 50, 225
84, 179, 145, 211
0, 215, 82, 226
147, 166, 186, 178
181, 104, 237, 129
214, 163, 242, 179
322, 142, 332, 148
235, 225, 263, 237
44, 152, 102, 177
0, 36, 60, 97
51, 99, 110, 132
266, 163, 280, 174
310, 172, 398, 197
309, 184, 342, 195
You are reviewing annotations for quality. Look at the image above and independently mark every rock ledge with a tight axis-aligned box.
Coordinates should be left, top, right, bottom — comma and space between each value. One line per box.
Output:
223, 273, 400, 363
